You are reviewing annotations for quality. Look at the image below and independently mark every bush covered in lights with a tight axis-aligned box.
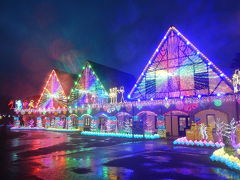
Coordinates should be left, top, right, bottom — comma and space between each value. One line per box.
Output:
81, 131, 161, 139
11, 127, 45, 130
173, 137, 225, 148
45, 128, 80, 132
210, 148, 240, 171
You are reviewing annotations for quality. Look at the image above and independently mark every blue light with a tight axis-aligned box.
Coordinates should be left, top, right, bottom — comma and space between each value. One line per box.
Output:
81, 131, 161, 139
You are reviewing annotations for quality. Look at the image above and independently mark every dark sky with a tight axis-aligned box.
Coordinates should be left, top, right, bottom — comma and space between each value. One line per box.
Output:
1, 0, 240, 99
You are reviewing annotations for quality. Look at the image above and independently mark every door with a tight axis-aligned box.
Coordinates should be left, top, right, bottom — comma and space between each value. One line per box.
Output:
178, 116, 190, 136
84, 116, 92, 131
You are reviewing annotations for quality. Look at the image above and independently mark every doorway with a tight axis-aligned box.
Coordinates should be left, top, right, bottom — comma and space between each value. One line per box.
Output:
178, 116, 190, 136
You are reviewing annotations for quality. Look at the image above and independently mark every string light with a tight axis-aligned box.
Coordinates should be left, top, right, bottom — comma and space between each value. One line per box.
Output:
128, 26, 233, 100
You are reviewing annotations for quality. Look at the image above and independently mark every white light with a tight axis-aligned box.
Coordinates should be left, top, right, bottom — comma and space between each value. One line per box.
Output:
164, 36, 167, 39
220, 73, 224, 77
208, 62, 212, 65
197, 51, 200, 55
165, 97, 168, 100
217, 93, 221, 97
198, 94, 201, 98
156, 48, 159, 52
138, 99, 141, 102
127, 95, 131, 99
187, 41, 190, 45
150, 98, 153, 101
180, 96, 184, 99
177, 32, 180, 36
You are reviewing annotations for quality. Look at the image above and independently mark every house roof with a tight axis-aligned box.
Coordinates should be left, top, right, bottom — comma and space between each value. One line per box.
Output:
54, 69, 78, 96
86, 60, 136, 96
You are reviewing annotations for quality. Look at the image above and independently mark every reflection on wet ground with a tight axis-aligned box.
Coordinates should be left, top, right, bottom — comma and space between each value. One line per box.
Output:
0, 130, 239, 180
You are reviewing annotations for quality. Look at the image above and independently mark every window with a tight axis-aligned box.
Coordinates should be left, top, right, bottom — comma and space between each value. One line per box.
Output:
145, 79, 156, 94
207, 114, 216, 127
84, 117, 91, 126
194, 72, 209, 90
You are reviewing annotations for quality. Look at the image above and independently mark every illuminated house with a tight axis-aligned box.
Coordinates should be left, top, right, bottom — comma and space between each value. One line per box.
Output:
128, 26, 236, 136
14, 26, 240, 138
68, 61, 135, 106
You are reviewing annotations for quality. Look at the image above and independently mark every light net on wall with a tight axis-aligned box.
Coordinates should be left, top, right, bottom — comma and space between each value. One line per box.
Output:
36, 70, 67, 108
69, 62, 109, 106
129, 26, 233, 100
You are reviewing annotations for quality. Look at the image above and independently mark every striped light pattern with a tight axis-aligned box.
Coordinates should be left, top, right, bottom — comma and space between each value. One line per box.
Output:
36, 70, 67, 108
129, 26, 233, 100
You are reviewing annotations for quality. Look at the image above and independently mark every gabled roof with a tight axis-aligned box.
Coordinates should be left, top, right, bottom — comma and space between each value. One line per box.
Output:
54, 69, 78, 96
36, 69, 75, 108
129, 26, 233, 100
87, 60, 136, 95
69, 60, 136, 105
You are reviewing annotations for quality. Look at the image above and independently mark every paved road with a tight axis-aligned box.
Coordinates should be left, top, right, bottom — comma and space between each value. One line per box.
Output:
0, 130, 239, 180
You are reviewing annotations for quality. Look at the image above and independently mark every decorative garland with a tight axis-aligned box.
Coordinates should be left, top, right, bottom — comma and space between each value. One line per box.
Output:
81, 131, 161, 139
210, 148, 240, 171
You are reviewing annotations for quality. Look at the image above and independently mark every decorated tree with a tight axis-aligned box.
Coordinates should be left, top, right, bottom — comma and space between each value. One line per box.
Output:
67, 117, 73, 129
124, 119, 131, 134
215, 118, 224, 143
222, 118, 238, 156
36, 117, 43, 128
29, 119, 34, 128
14, 116, 20, 128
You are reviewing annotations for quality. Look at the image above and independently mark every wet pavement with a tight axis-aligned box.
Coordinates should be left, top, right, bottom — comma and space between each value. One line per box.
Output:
0, 130, 239, 180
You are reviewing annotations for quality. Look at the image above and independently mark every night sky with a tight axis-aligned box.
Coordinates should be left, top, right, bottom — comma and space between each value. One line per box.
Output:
1, 0, 240, 100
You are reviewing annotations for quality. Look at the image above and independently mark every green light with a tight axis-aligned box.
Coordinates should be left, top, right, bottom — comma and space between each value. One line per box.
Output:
87, 108, 92, 114
88, 65, 92, 68
78, 74, 81, 78
83, 66, 85, 70
74, 81, 77, 85
214, 99, 222, 107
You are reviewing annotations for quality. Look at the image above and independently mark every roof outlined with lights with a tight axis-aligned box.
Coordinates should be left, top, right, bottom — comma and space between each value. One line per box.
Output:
129, 26, 233, 100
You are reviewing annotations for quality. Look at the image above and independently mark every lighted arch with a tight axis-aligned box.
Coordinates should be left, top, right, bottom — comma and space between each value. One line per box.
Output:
137, 111, 157, 117
194, 109, 229, 126
164, 110, 188, 116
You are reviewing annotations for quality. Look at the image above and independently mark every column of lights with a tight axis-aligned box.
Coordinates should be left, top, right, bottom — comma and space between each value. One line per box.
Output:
128, 26, 233, 99
35, 70, 67, 109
